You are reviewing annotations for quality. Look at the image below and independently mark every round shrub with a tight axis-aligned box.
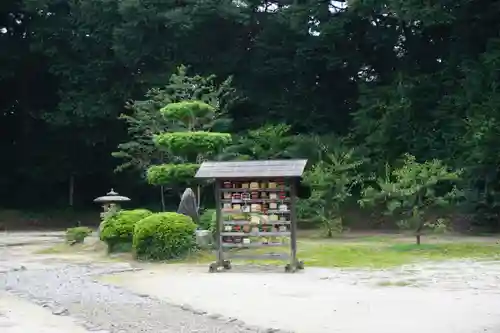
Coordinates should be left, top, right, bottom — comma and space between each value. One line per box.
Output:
100, 209, 152, 252
65, 226, 93, 244
133, 212, 197, 260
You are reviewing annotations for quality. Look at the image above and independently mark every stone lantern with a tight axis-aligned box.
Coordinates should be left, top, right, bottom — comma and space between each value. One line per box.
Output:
94, 189, 131, 234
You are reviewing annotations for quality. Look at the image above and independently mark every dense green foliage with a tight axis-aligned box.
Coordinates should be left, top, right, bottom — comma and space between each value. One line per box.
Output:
146, 164, 200, 187
3, 0, 500, 231
160, 101, 216, 130
100, 209, 152, 252
199, 208, 217, 232
154, 132, 232, 157
65, 226, 93, 244
133, 212, 197, 260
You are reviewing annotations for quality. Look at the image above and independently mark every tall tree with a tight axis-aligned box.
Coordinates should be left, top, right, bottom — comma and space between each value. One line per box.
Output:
114, 65, 237, 209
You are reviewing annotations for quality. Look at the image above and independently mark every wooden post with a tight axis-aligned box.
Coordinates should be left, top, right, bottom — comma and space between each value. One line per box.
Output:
290, 178, 298, 267
214, 180, 223, 265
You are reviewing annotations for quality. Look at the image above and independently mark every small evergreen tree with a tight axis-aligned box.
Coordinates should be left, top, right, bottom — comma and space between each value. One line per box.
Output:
303, 147, 365, 237
360, 154, 462, 244
147, 100, 232, 193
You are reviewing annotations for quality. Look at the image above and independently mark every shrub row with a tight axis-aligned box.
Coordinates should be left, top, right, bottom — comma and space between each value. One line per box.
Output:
100, 209, 152, 252
99, 209, 197, 260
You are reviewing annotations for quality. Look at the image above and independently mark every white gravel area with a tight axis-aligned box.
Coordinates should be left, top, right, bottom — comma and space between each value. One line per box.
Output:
0, 293, 90, 333
2, 232, 500, 333
104, 262, 500, 333
0, 233, 273, 333
0, 263, 271, 333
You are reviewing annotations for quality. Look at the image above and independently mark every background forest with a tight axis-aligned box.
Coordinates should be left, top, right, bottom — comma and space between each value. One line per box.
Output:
2, 0, 500, 232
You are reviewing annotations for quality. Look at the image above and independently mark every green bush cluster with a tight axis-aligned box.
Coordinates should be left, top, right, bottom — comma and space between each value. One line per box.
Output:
133, 212, 197, 260
199, 208, 216, 231
65, 226, 93, 244
100, 209, 152, 252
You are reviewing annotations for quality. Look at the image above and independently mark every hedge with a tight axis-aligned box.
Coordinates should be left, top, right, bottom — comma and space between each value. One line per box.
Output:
100, 209, 152, 252
133, 212, 197, 260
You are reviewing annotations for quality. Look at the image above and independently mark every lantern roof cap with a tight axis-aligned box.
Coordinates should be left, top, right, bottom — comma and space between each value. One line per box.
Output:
94, 189, 131, 203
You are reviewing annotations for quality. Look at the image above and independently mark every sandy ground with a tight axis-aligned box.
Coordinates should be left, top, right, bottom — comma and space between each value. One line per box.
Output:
103, 263, 500, 333
0, 293, 92, 333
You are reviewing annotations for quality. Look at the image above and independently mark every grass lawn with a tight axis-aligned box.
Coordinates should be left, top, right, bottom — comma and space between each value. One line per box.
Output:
180, 232, 500, 268
297, 241, 500, 268
36, 231, 500, 268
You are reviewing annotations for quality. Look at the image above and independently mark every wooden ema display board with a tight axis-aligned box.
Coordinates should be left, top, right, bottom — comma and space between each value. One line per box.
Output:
195, 160, 307, 273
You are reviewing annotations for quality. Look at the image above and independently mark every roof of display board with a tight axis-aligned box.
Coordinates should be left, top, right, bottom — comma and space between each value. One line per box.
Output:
194, 159, 308, 179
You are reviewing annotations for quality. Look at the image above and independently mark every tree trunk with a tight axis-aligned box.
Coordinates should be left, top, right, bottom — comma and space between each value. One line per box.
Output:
160, 186, 166, 211
415, 221, 423, 245
414, 197, 423, 245
197, 185, 201, 211
69, 174, 74, 207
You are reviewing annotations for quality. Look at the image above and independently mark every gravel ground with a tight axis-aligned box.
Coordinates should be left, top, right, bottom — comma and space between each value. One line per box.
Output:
0, 263, 272, 333
0, 233, 274, 333
2, 232, 500, 333
0, 292, 90, 333
104, 262, 500, 333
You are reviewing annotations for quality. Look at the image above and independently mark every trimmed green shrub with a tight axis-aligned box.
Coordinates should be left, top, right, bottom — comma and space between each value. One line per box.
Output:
160, 101, 215, 123
146, 163, 199, 186
199, 208, 216, 230
100, 209, 152, 252
154, 132, 232, 156
133, 212, 197, 260
65, 226, 93, 244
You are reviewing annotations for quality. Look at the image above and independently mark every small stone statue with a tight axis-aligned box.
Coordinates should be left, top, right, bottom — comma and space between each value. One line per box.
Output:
177, 188, 200, 224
